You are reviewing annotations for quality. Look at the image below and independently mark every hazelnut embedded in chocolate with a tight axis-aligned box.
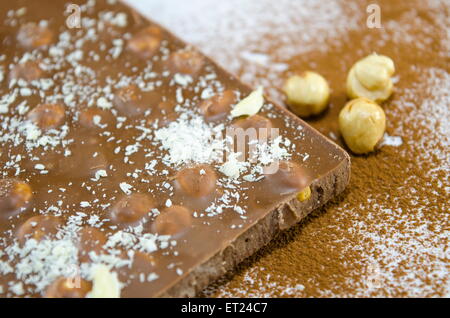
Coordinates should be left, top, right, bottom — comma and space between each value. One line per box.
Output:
16, 215, 63, 245
264, 160, 308, 192
297, 186, 312, 202
56, 145, 108, 180
9, 61, 44, 83
0, 179, 32, 216
113, 85, 149, 116
199, 90, 236, 122
78, 227, 107, 263
151, 205, 192, 236
152, 100, 178, 127
78, 107, 114, 129
168, 48, 205, 76
230, 114, 274, 143
17, 22, 54, 49
110, 193, 155, 225
157, 100, 175, 114
127, 26, 162, 59
27, 104, 66, 131
175, 165, 217, 198
231, 114, 273, 131
45, 277, 92, 298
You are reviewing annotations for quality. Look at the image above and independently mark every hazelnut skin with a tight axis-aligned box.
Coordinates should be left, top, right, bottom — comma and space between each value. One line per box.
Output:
339, 97, 386, 154
346, 53, 395, 103
283, 71, 330, 117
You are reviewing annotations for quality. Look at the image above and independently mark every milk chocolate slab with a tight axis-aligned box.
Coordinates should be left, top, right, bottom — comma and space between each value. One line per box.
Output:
0, 0, 349, 297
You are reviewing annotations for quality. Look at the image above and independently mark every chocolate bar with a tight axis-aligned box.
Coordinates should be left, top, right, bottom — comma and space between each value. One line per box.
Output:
0, 0, 349, 297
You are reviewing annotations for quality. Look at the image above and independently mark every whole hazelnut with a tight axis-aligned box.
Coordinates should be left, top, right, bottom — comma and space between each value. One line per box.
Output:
283, 71, 330, 117
339, 98, 386, 154
346, 53, 395, 103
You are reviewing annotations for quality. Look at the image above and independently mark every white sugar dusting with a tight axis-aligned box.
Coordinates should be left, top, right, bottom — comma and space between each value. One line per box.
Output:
379, 134, 403, 148
154, 114, 225, 167
204, 267, 306, 298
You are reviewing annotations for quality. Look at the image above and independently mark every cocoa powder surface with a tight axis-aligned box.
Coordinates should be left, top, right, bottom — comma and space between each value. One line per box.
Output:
128, 0, 450, 297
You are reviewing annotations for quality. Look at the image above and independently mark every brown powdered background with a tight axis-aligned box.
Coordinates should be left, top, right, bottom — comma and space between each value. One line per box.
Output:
127, 0, 449, 297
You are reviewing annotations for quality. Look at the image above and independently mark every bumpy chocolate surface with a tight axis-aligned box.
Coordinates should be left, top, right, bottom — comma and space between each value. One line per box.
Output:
135, 0, 449, 297
0, 0, 348, 297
